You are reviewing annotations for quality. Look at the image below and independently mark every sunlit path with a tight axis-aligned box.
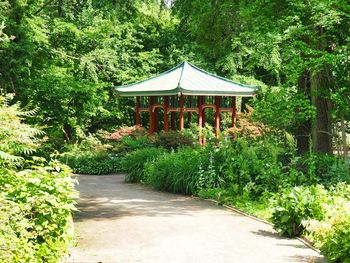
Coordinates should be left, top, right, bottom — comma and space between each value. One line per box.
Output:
66, 175, 324, 263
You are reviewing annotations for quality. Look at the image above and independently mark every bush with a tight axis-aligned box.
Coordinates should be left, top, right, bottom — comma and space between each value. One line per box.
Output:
303, 183, 350, 262
64, 152, 122, 174
315, 209, 350, 263
271, 185, 329, 236
0, 161, 78, 262
121, 147, 166, 182
61, 134, 123, 174
152, 130, 198, 150
145, 147, 206, 194
211, 139, 304, 198
108, 126, 147, 141
0, 95, 78, 262
0, 195, 35, 262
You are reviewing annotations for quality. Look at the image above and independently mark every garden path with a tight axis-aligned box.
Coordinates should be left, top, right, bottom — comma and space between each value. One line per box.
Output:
66, 174, 325, 263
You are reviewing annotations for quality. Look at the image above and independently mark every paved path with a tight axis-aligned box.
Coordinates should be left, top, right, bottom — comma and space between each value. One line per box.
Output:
66, 175, 324, 263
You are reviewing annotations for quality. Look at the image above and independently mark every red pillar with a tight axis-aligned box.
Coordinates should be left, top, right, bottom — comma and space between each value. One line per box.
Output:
154, 108, 159, 132
232, 96, 237, 128
164, 96, 169, 132
198, 96, 203, 144
215, 96, 221, 137
135, 96, 141, 127
202, 108, 206, 126
179, 94, 184, 130
149, 96, 155, 134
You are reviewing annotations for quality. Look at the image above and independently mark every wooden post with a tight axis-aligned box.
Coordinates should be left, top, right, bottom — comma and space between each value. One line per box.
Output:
232, 96, 237, 128
135, 96, 141, 127
179, 94, 184, 130
154, 107, 158, 132
164, 96, 169, 132
149, 96, 155, 134
202, 108, 206, 127
215, 96, 221, 137
198, 96, 203, 144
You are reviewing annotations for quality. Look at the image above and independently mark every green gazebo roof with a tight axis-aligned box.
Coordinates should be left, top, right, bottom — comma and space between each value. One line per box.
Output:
115, 61, 257, 97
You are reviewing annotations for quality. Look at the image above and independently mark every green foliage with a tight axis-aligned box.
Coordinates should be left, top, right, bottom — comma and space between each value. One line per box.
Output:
152, 130, 198, 150
304, 183, 350, 262
145, 147, 204, 194
253, 86, 315, 133
64, 152, 121, 175
0, 0, 203, 147
0, 95, 43, 167
120, 135, 150, 151
211, 138, 306, 198
198, 187, 272, 220
0, 161, 78, 262
0, 194, 35, 262
62, 134, 122, 174
271, 185, 329, 237
121, 147, 166, 182
0, 93, 77, 262
143, 146, 222, 194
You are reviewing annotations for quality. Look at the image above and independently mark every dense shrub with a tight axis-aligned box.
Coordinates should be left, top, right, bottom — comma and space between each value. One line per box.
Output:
120, 135, 151, 151
313, 209, 350, 263
121, 147, 166, 182
0, 95, 78, 262
152, 130, 198, 149
62, 134, 123, 174
145, 147, 209, 194
303, 183, 350, 262
210, 139, 306, 198
109, 126, 147, 141
64, 152, 122, 174
271, 185, 329, 236
0, 194, 35, 262
0, 161, 77, 262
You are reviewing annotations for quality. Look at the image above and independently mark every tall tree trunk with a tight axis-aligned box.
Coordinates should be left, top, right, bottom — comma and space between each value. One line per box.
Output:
57, 0, 63, 17
295, 71, 311, 154
310, 67, 333, 154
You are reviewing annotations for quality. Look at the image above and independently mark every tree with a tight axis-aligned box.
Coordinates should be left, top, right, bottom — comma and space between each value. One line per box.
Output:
173, 0, 350, 154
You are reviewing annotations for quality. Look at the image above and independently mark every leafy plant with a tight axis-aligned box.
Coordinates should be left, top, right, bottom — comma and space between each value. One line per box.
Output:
144, 147, 207, 194
0, 161, 78, 262
0, 94, 78, 262
153, 130, 198, 150
121, 147, 166, 182
271, 185, 329, 236
0, 95, 44, 167
304, 185, 350, 262
61, 134, 122, 174
0, 191, 35, 262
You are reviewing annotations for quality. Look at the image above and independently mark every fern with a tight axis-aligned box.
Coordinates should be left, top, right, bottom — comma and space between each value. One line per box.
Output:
0, 95, 44, 166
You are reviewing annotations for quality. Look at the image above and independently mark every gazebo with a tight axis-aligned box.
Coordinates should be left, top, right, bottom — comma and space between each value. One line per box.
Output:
115, 61, 256, 142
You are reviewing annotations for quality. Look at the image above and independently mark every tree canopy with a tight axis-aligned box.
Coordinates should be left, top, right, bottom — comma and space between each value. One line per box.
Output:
0, 0, 349, 154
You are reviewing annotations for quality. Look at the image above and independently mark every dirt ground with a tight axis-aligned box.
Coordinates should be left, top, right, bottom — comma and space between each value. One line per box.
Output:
66, 174, 325, 263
